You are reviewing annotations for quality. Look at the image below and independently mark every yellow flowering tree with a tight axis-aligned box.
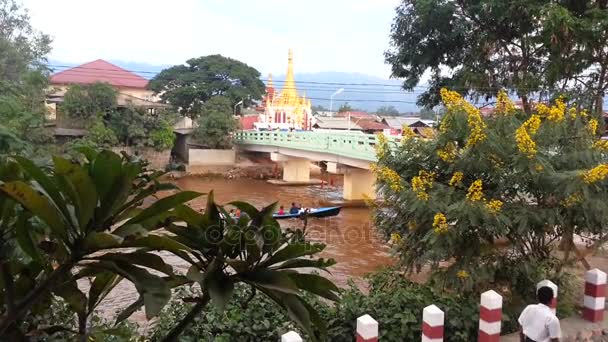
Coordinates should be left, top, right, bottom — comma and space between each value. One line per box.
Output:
373, 88, 608, 294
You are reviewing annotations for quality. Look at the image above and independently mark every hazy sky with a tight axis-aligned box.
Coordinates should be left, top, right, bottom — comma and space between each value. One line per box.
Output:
22, 0, 401, 78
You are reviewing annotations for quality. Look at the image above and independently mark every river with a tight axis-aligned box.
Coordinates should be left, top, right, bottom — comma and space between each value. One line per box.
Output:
96, 176, 392, 325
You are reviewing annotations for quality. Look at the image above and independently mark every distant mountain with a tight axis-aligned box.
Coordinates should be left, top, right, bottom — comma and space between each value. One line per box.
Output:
272, 71, 421, 112
48, 60, 422, 112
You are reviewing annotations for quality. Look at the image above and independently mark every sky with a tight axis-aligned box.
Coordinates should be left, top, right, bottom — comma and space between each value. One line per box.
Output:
22, 0, 402, 78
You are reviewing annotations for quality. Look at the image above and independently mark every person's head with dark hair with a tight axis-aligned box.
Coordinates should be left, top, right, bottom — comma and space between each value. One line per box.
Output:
537, 286, 554, 305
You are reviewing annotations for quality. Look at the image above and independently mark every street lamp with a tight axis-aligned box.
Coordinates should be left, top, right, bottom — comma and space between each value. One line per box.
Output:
329, 88, 344, 115
234, 100, 243, 116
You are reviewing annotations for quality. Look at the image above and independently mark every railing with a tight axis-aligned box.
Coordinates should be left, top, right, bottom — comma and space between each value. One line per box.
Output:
235, 130, 398, 162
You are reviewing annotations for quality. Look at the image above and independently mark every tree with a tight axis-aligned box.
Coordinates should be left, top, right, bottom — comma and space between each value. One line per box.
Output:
62, 82, 117, 122
337, 103, 354, 113
0, 0, 53, 155
193, 97, 237, 149
384, 0, 608, 113
373, 89, 608, 298
376, 105, 400, 116
418, 108, 437, 121
149, 55, 266, 118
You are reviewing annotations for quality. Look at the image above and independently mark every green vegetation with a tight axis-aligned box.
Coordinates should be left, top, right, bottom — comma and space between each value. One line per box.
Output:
63, 83, 118, 121
0, 0, 53, 157
0, 149, 338, 341
386, 0, 608, 112
375, 105, 400, 116
193, 96, 238, 149
149, 55, 266, 118
373, 89, 603, 322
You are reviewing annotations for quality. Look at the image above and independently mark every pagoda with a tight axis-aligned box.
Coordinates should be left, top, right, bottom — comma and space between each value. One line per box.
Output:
262, 49, 312, 130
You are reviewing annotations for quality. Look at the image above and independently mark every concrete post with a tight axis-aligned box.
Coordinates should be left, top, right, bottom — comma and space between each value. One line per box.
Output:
478, 290, 502, 342
537, 280, 558, 314
356, 314, 378, 342
583, 268, 607, 322
422, 304, 444, 342
281, 331, 303, 342
282, 158, 311, 183
343, 168, 376, 201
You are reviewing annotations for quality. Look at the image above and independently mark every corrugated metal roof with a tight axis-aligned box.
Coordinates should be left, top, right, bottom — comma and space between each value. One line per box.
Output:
313, 117, 362, 130
381, 116, 431, 129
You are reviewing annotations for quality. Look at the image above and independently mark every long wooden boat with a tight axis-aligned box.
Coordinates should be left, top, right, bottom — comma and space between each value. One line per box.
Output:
273, 206, 342, 220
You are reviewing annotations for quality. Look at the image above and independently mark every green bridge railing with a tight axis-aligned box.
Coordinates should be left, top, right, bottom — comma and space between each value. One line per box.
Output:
235, 130, 398, 162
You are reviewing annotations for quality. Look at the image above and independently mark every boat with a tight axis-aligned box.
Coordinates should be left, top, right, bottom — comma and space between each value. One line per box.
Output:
273, 206, 342, 220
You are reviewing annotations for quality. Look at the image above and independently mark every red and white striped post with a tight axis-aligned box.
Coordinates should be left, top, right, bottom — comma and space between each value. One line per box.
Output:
478, 290, 503, 342
583, 268, 607, 322
281, 331, 302, 342
422, 304, 444, 342
537, 280, 558, 314
356, 314, 378, 342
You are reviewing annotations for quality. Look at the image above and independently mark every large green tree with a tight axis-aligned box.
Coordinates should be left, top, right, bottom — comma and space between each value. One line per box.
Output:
385, 0, 608, 113
193, 96, 238, 149
149, 55, 265, 118
0, 0, 53, 155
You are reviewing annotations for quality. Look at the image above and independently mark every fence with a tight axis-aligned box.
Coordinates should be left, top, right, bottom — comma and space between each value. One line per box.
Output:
281, 268, 607, 341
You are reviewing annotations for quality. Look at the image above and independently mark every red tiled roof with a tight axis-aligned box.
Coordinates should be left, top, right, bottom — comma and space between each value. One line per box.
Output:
239, 115, 259, 130
50, 59, 149, 89
353, 118, 388, 131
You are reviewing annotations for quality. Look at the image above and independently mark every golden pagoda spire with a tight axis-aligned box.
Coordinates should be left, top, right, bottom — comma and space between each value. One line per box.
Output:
267, 73, 273, 88
279, 48, 298, 105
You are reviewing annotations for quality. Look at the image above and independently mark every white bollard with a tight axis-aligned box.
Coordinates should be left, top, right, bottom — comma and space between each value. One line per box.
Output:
281, 331, 303, 342
583, 268, 607, 322
356, 314, 379, 342
478, 290, 503, 342
422, 304, 444, 342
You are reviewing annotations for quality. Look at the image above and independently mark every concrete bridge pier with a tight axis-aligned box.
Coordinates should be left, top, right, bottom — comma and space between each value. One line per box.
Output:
271, 153, 311, 183
327, 162, 376, 201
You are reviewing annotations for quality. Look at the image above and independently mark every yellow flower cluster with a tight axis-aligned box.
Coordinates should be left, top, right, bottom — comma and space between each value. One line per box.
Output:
581, 164, 608, 184
439, 88, 487, 147
568, 107, 578, 120
402, 126, 417, 140
371, 164, 403, 192
449, 171, 464, 187
456, 270, 470, 279
390, 232, 402, 243
496, 90, 516, 114
411, 170, 435, 201
536, 97, 566, 122
535, 164, 544, 172
485, 199, 503, 214
466, 179, 484, 202
588, 119, 599, 135
433, 212, 449, 234
375, 133, 389, 158
437, 142, 457, 163
560, 192, 583, 208
593, 139, 608, 151
515, 115, 542, 158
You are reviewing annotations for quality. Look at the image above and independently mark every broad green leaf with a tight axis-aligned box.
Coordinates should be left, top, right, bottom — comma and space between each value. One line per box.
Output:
125, 191, 201, 225
260, 242, 326, 267
115, 182, 181, 219
74, 146, 99, 161
111, 223, 149, 238
13, 156, 72, 226
206, 274, 234, 312
54, 279, 87, 314
288, 273, 340, 302
95, 252, 175, 276
114, 296, 143, 325
14, 212, 44, 264
90, 150, 122, 203
0, 181, 68, 241
88, 272, 121, 313
186, 264, 204, 283
228, 201, 260, 219
172, 204, 205, 227
119, 235, 193, 254
270, 258, 336, 271
83, 232, 124, 251
238, 270, 300, 295
53, 156, 98, 229
113, 262, 170, 319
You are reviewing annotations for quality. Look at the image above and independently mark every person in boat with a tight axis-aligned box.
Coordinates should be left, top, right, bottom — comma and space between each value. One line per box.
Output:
278, 206, 285, 215
289, 203, 300, 214
235, 209, 241, 218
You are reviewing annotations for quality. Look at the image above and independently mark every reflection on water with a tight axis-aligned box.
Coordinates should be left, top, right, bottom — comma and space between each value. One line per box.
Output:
176, 176, 393, 286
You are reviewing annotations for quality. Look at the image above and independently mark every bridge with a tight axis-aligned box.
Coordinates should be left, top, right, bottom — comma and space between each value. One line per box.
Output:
235, 131, 398, 200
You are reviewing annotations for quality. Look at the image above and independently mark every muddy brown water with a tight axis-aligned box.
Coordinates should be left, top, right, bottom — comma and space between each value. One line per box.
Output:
95, 176, 392, 327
